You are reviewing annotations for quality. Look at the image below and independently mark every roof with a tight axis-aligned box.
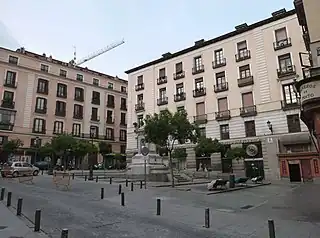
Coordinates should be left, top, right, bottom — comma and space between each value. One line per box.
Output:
125, 9, 296, 74
0, 47, 127, 84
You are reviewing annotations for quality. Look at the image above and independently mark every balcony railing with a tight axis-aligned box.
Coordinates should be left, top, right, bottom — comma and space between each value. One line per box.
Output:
214, 82, 228, 93
135, 83, 144, 91
106, 118, 114, 124
73, 114, 83, 120
215, 110, 231, 121
4, 80, 17, 88
212, 58, 226, 69
91, 116, 100, 122
1, 100, 15, 109
120, 104, 127, 110
193, 88, 206, 97
157, 97, 168, 106
273, 38, 292, 51
55, 110, 66, 117
91, 98, 100, 105
192, 65, 204, 75
238, 76, 254, 87
107, 102, 115, 108
194, 114, 207, 124
0, 122, 14, 131
240, 105, 257, 117
74, 96, 84, 102
120, 121, 127, 127
235, 49, 251, 62
277, 65, 296, 78
157, 76, 167, 85
281, 99, 300, 111
173, 71, 185, 80
174, 93, 186, 102
35, 107, 47, 114
135, 102, 145, 112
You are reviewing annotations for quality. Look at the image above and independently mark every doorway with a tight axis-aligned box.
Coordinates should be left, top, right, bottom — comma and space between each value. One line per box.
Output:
288, 163, 301, 182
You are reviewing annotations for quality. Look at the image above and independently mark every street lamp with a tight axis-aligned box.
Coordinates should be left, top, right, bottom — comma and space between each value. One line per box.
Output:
34, 136, 39, 163
88, 127, 95, 180
267, 120, 273, 134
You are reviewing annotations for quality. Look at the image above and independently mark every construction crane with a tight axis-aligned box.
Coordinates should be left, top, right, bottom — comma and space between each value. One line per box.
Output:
71, 39, 125, 66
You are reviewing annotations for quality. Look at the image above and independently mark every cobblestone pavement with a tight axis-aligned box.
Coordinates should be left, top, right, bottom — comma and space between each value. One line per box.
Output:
1, 176, 320, 238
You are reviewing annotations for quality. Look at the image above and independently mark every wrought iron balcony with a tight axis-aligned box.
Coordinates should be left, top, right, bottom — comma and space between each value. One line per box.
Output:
157, 76, 167, 85
173, 71, 185, 80
214, 82, 228, 93
1, 100, 15, 109
281, 99, 300, 111
193, 114, 207, 124
212, 58, 226, 69
277, 65, 296, 78
55, 110, 66, 117
240, 105, 257, 117
4, 80, 17, 88
215, 110, 231, 121
135, 102, 145, 112
174, 93, 186, 102
238, 76, 254, 87
106, 118, 114, 124
73, 114, 83, 120
135, 83, 144, 91
235, 49, 251, 62
192, 65, 204, 75
273, 38, 292, 51
35, 107, 47, 114
157, 97, 168, 106
193, 88, 206, 97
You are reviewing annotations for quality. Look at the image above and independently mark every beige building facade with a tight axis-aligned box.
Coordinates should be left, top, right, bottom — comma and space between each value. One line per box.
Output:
125, 9, 318, 181
0, 47, 128, 162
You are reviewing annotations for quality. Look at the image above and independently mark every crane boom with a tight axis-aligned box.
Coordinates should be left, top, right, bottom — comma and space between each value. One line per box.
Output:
75, 39, 125, 66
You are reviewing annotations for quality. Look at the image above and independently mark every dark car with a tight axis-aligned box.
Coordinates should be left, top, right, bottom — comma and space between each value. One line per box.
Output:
34, 161, 50, 170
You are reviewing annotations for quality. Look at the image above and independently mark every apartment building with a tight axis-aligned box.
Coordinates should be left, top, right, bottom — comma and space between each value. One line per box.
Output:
125, 8, 320, 181
0, 46, 128, 162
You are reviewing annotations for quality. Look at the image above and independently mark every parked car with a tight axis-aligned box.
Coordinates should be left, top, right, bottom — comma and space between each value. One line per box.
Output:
1, 162, 40, 177
34, 161, 50, 170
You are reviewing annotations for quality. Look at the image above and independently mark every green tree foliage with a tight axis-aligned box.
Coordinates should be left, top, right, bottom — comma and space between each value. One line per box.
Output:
2, 139, 23, 154
98, 142, 112, 156
194, 137, 224, 158
225, 147, 246, 161
171, 148, 187, 161
143, 110, 199, 187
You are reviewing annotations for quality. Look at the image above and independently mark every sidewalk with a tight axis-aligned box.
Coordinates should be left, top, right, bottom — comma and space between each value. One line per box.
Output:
0, 202, 49, 238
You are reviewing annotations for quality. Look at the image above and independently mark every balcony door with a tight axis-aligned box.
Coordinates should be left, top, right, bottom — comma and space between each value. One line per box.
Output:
218, 97, 228, 112
283, 84, 297, 104
196, 102, 205, 117
242, 92, 254, 107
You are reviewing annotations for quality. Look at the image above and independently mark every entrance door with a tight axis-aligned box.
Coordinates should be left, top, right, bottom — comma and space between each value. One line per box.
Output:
288, 164, 301, 182
245, 160, 264, 178
301, 159, 313, 182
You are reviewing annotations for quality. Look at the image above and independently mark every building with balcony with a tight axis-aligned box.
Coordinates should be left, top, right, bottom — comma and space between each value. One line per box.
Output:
0, 46, 128, 164
125, 8, 316, 181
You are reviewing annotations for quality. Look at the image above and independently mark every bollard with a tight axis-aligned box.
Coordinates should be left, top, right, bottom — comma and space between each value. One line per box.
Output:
268, 219, 276, 238
109, 177, 112, 184
125, 179, 128, 187
131, 182, 134, 191
156, 198, 161, 216
34, 209, 41, 232
140, 180, 143, 189
41, 170, 44, 175
96, 176, 98, 183
0, 187, 4, 201
118, 184, 122, 195
6, 192, 12, 207
17, 198, 23, 216
72, 173, 75, 180
121, 192, 125, 206
204, 208, 210, 228
85, 175, 87, 181
229, 174, 235, 188
61, 228, 69, 238
101, 188, 104, 199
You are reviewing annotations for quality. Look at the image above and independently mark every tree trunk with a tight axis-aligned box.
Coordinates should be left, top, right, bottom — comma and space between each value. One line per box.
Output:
169, 151, 175, 187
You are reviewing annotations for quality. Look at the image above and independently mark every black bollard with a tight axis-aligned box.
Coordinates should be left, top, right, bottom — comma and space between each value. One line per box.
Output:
72, 173, 75, 180
118, 184, 122, 195
121, 192, 125, 206
6, 192, 12, 207
204, 208, 210, 228
61, 228, 69, 238
156, 198, 161, 216
85, 175, 87, 181
34, 209, 41, 232
41, 170, 44, 175
229, 174, 235, 188
101, 188, 104, 199
268, 219, 276, 238
96, 176, 98, 183
131, 182, 134, 191
140, 180, 143, 189
0, 187, 4, 201
17, 198, 23, 216
125, 179, 128, 187
109, 177, 112, 184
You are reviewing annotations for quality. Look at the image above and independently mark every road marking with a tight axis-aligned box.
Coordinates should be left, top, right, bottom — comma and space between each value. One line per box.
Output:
216, 209, 235, 213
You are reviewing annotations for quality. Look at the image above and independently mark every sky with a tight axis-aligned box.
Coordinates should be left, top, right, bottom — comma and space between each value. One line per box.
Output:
0, 0, 295, 79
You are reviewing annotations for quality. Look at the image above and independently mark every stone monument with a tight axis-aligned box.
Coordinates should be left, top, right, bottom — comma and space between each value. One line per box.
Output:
127, 131, 169, 182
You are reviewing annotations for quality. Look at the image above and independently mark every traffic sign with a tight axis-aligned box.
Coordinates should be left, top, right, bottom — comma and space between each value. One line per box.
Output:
141, 146, 149, 156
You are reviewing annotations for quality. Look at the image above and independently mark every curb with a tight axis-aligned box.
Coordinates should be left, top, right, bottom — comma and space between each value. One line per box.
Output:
206, 182, 271, 195
152, 181, 210, 188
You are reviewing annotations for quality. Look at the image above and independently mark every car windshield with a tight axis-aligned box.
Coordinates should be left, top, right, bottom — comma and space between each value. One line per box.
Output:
3, 162, 12, 167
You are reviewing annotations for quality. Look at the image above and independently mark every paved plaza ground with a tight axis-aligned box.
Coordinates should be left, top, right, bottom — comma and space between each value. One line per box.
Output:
1, 175, 320, 238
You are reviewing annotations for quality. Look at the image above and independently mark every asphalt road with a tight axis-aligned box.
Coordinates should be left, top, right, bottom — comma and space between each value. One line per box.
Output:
1, 176, 320, 238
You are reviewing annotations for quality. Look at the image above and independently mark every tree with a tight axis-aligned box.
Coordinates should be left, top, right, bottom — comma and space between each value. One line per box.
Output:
143, 110, 199, 187
171, 148, 187, 170
2, 139, 23, 154
225, 147, 246, 162
194, 137, 224, 158
72, 140, 97, 169
98, 142, 112, 168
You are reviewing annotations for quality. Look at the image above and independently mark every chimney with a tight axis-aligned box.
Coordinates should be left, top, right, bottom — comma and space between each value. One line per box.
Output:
272, 8, 286, 17
194, 39, 205, 46
235, 23, 248, 31
162, 52, 172, 58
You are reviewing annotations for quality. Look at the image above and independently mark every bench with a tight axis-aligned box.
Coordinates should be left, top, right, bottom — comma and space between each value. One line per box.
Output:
53, 171, 71, 190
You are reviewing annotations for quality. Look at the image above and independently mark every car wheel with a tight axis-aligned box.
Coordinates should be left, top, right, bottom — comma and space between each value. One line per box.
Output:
12, 171, 19, 178
33, 170, 39, 176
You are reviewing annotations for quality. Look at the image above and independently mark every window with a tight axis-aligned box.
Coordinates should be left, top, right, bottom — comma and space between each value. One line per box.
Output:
237, 41, 247, 53
120, 112, 126, 125
176, 83, 184, 94
287, 114, 301, 133
3, 91, 14, 101
92, 91, 100, 104
137, 75, 143, 84
108, 82, 113, 89
57, 83, 67, 98
120, 145, 126, 154
107, 95, 115, 107
90, 126, 99, 138
106, 110, 113, 123
93, 78, 99, 86
105, 128, 114, 140
175, 62, 183, 73
137, 94, 143, 103
159, 68, 166, 78
5, 71, 16, 86
76, 74, 83, 81
216, 72, 226, 85
120, 130, 127, 141
283, 84, 298, 104
41, 64, 49, 72
60, 69, 67, 77
73, 104, 83, 119
275, 28, 287, 43
195, 78, 204, 89
74, 87, 84, 101
53, 121, 64, 134
72, 123, 81, 136
35, 97, 47, 113
245, 121, 256, 137
30, 138, 42, 147
33, 118, 46, 133
196, 102, 205, 116
137, 115, 143, 127
55, 101, 66, 117
199, 127, 206, 137
218, 97, 228, 112
37, 79, 49, 94
242, 92, 254, 107
159, 88, 166, 99
120, 98, 127, 110
214, 49, 223, 63
177, 106, 185, 112
194, 56, 203, 71
9, 56, 18, 64
121, 86, 127, 93
239, 65, 251, 78
278, 53, 292, 72
220, 124, 230, 140
91, 108, 98, 121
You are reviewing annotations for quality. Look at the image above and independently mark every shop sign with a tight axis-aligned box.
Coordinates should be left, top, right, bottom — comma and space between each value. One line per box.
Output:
314, 159, 319, 174
223, 138, 260, 145
299, 81, 320, 104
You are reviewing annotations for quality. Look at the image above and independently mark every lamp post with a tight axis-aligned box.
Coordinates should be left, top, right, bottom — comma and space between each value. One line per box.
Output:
34, 136, 39, 163
88, 128, 95, 180
267, 120, 273, 134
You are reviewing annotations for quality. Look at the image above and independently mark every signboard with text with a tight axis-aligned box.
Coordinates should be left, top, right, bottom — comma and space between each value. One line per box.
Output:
299, 80, 320, 105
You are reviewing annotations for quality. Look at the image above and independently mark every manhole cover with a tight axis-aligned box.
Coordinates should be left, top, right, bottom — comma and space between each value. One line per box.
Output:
241, 205, 254, 209
0, 226, 7, 230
